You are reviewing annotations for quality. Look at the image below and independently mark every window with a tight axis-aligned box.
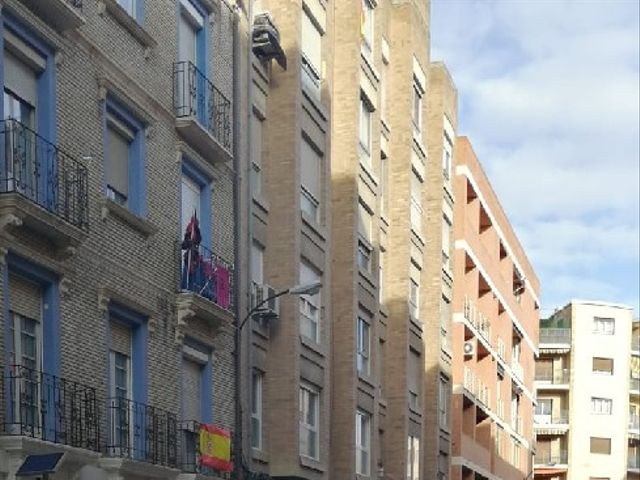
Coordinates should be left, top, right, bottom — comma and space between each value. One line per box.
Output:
406, 435, 420, 480
359, 95, 372, 161
511, 392, 520, 429
178, 0, 204, 65
379, 338, 386, 395
496, 425, 504, 457
355, 410, 371, 475
593, 317, 615, 335
512, 336, 521, 363
438, 377, 449, 429
536, 358, 553, 381
358, 202, 373, 272
535, 398, 552, 416
380, 152, 388, 215
440, 296, 451, 352
591, 397, 612, 415
409, 278, 419, 319
251, 241, 264, 307
590, 437, 611, 455
380, 56, 388, 122
438, 453, 449, 480
299, 383, 319, 460
512, 441, 520, 468
411, 84, 422, 132
105, 99, 145, 216
109, 320, 132, 452
299, 260, 321, 343
357, 317, 370, 376
442, 132, 453, 180
378, 248, 385, 303
361, 0, 374, 55
117, 0, 136, 17
409, 262, 420, 320
251, 111, 263, 196
592, 357, 614, 375
301, 8, 321, 90
442, 215, 451, 269
300, 137, 321, 222
251, 370, 263, 450
408, 349, 420, 410
410, 170, 422, 233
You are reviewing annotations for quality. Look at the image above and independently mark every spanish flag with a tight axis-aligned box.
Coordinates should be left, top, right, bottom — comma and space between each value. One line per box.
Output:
200, 424, 233, 472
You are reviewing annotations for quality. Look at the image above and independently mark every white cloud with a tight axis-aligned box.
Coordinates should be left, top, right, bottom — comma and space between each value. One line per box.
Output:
432, 0, 640, 313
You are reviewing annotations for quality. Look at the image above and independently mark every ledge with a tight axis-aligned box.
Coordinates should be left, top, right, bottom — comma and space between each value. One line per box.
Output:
175, 291, 234, 344
301, 211, 327, 242
300, 334, 327, 358
98, 456, 179, 479
18, 0, 86, 32
98, 0, 157, 54
0, 192, 87, 254
299, 455, 325, 473
100, 198, 158, 237
175, 116, 233, 165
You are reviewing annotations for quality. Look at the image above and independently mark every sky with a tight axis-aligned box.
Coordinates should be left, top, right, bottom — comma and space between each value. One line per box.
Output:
431, 0, 640, 317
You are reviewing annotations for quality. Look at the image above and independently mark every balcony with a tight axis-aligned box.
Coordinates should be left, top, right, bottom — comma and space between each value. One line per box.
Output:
105, 397, 177, 468
630, 414, 640, 435
535, 450, 568, 466
178, 420, 231, 478
1, 365, 100, 458
18, 0, 85, 31
539, 328, 571, 348
0, 119, 89, 252
535, 370, 570, 389
173, 61, 232, 164
631, 378, 640, 396
176, 242, 234, 342
630, 455, 640, 471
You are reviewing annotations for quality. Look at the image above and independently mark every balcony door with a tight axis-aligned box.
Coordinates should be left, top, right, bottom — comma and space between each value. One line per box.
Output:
535, 398, 552, 425
3, 49, 38, 197
7, 274, 43, 436
109, 322, 133, 457
177, 0, 205, 120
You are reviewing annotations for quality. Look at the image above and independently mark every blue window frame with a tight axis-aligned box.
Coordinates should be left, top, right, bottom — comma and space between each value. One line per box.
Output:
180, 159, 211, 248
0, 14, 57, 206
181, 337, 213, 423
106, 303, 148, 404
103, 96, 146, 217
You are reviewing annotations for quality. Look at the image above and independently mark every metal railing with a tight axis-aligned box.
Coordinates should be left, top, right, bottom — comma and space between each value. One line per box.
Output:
0, 119, 89, 229
66, 0, 83, 9
535, 450, 568, 465
534, 410, 569, 425
178, 241, 234, 312
105, 397, 177, 467
173, 61, 232, 152
535, 370, 570, 384
178, 420, 231, 478
539, 328, 571, 344
1, 365, 100, 451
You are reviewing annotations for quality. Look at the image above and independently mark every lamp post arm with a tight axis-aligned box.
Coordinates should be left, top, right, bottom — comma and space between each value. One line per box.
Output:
237, 288, 290, 331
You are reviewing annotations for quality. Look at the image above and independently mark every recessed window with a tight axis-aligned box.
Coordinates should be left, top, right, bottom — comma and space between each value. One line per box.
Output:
300, 137, 321, 222
299, 260, 321, 343
442, 131, 453, 181
442, 214, 452, 269
357, 317, 370, 377
299, 383, 320, 460
591, 397, 612, 415
357, 202, 373, 272
593, 317, 615, 335
251, 370, 263, 450
117, 0, 137, 17
411, 84, 422, 132
410, 170, 423, 234
301, 8, 321, 92
438, 377, 449, 429
592, 357, 614, 375
355, 409, 371, 475
361, 0, 374, 55
359, 95, 373, 162
590, 437, 611, 455
406, 435, 420, 480
251, 111, 264, 196
408, 349, 420, 410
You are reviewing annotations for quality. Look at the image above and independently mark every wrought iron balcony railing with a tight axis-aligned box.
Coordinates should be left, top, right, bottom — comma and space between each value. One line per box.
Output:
179, 241, 234, 312
173, 61, 232, 152
535, 450, 568, 465
1, 364, 100, 451
539, 328, 571, 344
178, 420, 231, 477
105, 397, 177, 467
0, 119, 89, 229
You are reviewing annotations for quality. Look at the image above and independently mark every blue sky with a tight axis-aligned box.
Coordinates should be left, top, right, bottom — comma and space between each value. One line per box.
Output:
431, 0, 640, 317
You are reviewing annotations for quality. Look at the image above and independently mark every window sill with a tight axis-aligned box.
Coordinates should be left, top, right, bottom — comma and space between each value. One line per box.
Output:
251, 447, 269, 464
300, 334, 326, 358
359, 157, 379, 187
381, 117, 391, 137
252, 194, 270, 214
100, 198, 157, 237
99, 0, 157, 54
300, 454, 325, 472
409, 315, 423, 332
301, 211, 327, 242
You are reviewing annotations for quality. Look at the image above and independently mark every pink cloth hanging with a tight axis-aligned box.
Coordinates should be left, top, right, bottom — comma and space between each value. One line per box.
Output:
215, 264, 230, 309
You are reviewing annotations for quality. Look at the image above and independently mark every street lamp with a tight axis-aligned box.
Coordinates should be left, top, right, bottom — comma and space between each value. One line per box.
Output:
234, 281, 322, 479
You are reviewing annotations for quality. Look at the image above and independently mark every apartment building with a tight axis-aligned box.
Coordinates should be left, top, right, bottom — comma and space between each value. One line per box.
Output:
534, 301, 635, 480
0, 1, 241, 479
630, 318, 640, 480
451, 137, 540, 480
245, 0, 458, 479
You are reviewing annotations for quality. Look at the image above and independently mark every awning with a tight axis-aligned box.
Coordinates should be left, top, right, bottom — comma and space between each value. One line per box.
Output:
535, 467, 568, 476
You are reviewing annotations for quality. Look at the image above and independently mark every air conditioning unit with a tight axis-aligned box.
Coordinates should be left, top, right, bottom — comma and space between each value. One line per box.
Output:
254, 283, 280, 319
463, 340, 476, 357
